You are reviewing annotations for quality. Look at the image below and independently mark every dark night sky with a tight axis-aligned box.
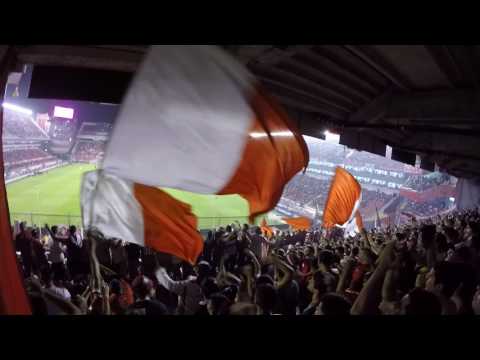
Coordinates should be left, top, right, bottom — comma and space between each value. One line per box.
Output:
3, 64, 120, 124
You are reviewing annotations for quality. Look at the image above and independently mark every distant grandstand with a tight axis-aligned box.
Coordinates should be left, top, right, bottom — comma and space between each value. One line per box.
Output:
276, 136, 457, 228
3, 106, 65, 184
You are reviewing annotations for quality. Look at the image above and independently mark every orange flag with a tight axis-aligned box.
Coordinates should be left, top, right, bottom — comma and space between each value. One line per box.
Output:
282, 216, 312, 231
219, 87, 309, 221
322, 167, 362, 229
260, 217, 273, 238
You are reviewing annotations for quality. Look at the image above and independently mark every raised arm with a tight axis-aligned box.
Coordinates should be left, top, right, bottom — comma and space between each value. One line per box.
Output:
336, 257, 356, 294
269, 255, 294, 290
155, 267, 192, 295
243, 248, 261, 279
378, 267, 402, 315
350, 240, 397, 315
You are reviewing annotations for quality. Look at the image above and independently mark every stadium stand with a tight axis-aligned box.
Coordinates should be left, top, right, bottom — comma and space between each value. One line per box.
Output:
72, 140, 106, 163
3, 109, 49, 140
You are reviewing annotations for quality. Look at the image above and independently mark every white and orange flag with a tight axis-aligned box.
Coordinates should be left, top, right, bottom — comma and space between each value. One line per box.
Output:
81, 46, 309, 265
322, 167, 363, 237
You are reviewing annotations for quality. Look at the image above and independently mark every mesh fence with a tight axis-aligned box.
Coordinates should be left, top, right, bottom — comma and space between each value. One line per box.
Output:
10, 213, 83, 228
196, 217, 250, 229
9, 213, 252, 230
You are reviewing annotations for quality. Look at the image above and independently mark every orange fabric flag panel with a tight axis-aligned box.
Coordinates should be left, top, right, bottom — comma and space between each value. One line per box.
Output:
260, 217, 273, 237
134, 184, 204, 265
219, 88, 309, 221
282, 217, 312, 231
322, 167, 362, 228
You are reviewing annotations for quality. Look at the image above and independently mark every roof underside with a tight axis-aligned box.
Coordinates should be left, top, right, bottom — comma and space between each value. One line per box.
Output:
9, 45, 480, 179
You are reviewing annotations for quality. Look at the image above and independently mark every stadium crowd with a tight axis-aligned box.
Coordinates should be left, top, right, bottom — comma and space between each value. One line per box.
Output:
72, 141, 105, 163
283, 175, 330, 206
3, 110, 48, 140
16, 206, 480, 315
4, 148, 59, 181
403, 198, 450, 218
403, 173, 452, 191
4, 148, 51, 165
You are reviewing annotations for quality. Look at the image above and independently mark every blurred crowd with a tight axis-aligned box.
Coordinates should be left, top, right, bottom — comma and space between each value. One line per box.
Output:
403, 198, 451, 218
16, 206, 480, 315
3, 110, 48, 139
4, 148, 58, 181
72, 141, 105, 163
283, 176, 330, 206
404, 173, 452, 191
4, 148, 51, 165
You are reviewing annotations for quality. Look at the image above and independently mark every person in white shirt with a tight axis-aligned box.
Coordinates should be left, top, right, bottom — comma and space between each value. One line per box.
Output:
48, 225, 67, 275
45, 271, 71, 301
156, 262, 211, 315
48, 282, 71, 301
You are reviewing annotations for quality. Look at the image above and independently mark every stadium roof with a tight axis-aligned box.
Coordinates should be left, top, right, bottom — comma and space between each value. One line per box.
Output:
5, 45, 480, 179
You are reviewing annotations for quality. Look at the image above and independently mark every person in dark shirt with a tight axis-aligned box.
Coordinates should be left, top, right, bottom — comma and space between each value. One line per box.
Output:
127, 275, 168, 315
250, 227, 264, 261
66, 226, 83, 278
31, 228, 48, 276
125, 242, 142, 279
276, 278, 299, 315
16, 222, 33, 277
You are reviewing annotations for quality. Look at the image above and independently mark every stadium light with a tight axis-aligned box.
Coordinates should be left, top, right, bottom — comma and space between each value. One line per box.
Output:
250, 131, 293, 138
2, 102, 33, 115
323, 129, 340, 144
53, 106, 74, 119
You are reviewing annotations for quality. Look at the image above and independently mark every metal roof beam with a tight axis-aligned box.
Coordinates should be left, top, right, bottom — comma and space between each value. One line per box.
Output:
348, 88, 480, 124
258, 75, 350, 116
251, 64, 361, 109
277, 59, 372, 104
14, 45, 143, 73
344, 45, 411, 90
291, 51, 381, 97
267, 88, 345, 119
425, 45, 462, 88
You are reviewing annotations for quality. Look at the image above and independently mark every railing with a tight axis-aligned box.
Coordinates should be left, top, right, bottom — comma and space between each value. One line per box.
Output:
197, 217, 250, 229
10, 213, 82, 227
9, 213, 251, 230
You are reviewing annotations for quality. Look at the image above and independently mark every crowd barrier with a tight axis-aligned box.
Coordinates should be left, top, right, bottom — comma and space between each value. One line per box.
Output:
9, 213, 252, 231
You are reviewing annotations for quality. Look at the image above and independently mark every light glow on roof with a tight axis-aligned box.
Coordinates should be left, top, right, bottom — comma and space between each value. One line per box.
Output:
2, 102, 33, 115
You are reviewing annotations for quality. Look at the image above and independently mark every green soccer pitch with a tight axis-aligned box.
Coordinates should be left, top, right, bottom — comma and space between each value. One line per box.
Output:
6, 163, 283, 229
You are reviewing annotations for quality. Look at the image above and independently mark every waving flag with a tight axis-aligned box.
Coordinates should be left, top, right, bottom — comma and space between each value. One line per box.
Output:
322, 167, 362, 230
282, 216, 312, 231
260, 218, 273, 238
81, 46, 309, 265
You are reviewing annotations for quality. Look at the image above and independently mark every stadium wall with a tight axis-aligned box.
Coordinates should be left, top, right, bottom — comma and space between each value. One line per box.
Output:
5, 161, 69, 184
